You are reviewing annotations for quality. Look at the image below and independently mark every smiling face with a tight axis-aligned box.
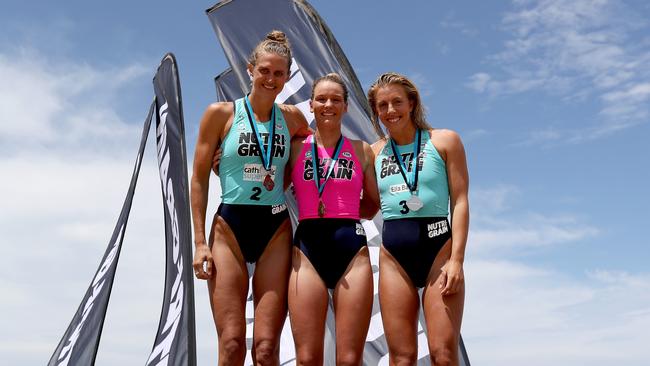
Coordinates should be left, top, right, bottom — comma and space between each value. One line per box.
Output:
373, 83, 414, 135
248, 51, 290, 98
310, 80, 348, 127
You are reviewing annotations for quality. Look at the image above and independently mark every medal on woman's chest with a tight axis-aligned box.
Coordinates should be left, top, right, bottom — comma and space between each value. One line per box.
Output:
390, 129, 423, 212
263, 174, 275, 191
244, 95, 277, 192
312, 135, 344, 217
406, 194, 423, 211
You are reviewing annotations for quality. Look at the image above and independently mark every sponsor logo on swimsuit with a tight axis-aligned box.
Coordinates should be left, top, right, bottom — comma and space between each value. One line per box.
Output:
342, 151, 352, 158
275, 123, 283, 130
271, 203, 287, 215
243, 163, 277, 182
356, 223, 366, 236
427, 220, 449, 238
303, 157, 355, 181
305, 150, 312, 158
237, 132, 286, 158
389, 183, 410, 194
379, 152, 423, 179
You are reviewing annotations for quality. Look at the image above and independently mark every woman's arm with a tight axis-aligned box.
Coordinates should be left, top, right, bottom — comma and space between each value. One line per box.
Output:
284, 137, 306, 191
358, 140, 380, 219
436, 129, 469, 296
280, 104, 313, 138
191, 102, 231, 279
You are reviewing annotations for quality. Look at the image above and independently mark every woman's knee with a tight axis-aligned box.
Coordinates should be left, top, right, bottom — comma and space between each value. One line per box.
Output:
219, 333, 246, 361
253, 337, 279, 366
430, 344, 456, 366
295, 349, 323, 366
389, 348, 417, 366
336, 349, 363, 366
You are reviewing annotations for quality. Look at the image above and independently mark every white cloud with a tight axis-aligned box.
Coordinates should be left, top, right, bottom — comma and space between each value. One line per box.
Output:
440, 12, 480, 37
0, 48, 149, 154
466, 73, 492, 93
467, 0, 650, 141
469, 185, 599, 254
463, 185, 650, 364
464, 260, 650, 365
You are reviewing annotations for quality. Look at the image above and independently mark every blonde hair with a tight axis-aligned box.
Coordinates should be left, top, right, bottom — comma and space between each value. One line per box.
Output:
367, 72, 430, 137
248, 30, 292, 72
311, 73, 348, 103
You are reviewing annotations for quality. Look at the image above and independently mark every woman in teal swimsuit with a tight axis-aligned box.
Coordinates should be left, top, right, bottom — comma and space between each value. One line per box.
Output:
369, 72, 470, 366
190, 31, 310, 365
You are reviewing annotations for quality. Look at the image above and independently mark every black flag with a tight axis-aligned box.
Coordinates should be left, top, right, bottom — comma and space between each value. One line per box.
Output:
207, 1, 471, 365
49, 53, 197, 366
207, 0, 381, 142
146, 53, 197, 366
48, 102, 155, 366
214, 68, 241, 102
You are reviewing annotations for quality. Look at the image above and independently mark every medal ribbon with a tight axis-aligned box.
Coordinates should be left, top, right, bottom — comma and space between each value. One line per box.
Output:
311, 134, 344, 198
389, 128, 422, 193
244, 95, 276, 171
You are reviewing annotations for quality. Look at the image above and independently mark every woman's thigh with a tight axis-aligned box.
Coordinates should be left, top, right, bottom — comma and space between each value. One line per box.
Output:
287, 246, 329, 360
378, 246, 420, 359
333, 247, 373, 363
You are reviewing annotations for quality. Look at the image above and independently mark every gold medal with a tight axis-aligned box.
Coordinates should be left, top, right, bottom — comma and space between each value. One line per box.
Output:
318, 200, 326, 217
263, 174, 275, 191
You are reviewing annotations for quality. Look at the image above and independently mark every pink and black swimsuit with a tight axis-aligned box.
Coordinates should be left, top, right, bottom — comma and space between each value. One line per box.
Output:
291, 134, 367, 288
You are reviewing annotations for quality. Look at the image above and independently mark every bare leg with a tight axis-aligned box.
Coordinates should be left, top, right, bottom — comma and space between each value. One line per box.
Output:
333, 246, 373, 366
378, 246, 420, 366
287, 246, 329, 366
422, 239, 464, 366
251, 219, 292, 366
207, 213, 249, 366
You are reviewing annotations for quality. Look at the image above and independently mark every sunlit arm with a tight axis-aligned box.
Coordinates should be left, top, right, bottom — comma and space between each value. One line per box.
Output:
439, 130, 469, 296
359, 141, 380, 219
190, 102, 230, 279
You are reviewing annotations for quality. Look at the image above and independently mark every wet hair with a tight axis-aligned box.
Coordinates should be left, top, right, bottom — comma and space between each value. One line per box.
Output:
367, 72, 431, 135
311, 73, 349, 103
248, 30, 292, 73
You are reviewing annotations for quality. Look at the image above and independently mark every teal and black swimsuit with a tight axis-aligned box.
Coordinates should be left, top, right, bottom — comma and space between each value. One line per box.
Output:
375, 129, 452, 287
217, 97, 291, 263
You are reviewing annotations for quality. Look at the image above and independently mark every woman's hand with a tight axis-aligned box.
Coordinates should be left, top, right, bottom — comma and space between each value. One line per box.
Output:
439, 258, 464, 296
193, 244, 214, 280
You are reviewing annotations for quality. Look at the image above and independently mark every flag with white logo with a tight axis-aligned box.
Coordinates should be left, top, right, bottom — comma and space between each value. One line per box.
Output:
146, 53, 197, 366
48, 102, 155, 366
49, 53, 196, 366
208, 1, 470, 365
207, 0, 381, 142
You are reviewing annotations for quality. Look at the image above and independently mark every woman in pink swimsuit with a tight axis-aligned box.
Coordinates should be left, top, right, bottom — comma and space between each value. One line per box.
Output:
287, 73, 380, 365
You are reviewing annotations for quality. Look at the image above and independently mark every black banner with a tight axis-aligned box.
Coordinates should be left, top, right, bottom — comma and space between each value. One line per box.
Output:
214, 67, 240, 102
48, 101, 156, 366
146, 53, 197, 366
49, 53, 196, 366
207, 1, 470, 365
207, 0, 381, 142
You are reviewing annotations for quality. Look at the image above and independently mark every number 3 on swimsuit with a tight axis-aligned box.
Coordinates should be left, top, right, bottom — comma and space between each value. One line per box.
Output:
399, 200, 409, 214
250, 187, 262, 201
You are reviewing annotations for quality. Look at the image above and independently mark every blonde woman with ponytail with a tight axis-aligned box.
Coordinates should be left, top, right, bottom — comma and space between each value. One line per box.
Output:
191, 30, 310, 365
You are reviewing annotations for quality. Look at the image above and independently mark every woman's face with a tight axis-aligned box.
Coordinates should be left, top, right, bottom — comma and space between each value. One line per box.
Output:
310, 80, 348, 127
248, 52, 290, 97
374, 84, 414, 135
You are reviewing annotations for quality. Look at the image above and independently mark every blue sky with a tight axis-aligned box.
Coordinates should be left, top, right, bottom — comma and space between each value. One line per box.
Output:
1, 0, 649, 365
